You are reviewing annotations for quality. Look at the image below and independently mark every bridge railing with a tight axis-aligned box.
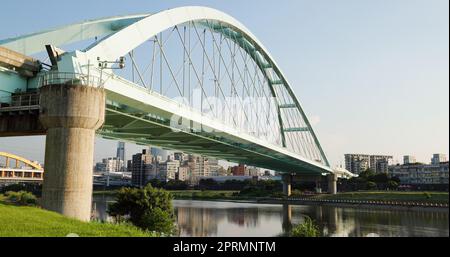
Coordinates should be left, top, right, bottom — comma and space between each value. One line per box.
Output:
0, 93, 39, 110
38, 71, 104, 88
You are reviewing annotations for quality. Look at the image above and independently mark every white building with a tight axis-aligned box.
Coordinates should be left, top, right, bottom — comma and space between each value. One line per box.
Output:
403, 155, 417, 165
178, 166, 190, 182
431, 154, 447, 165
158, 160, 180, 182
345, 154, 393, 174
389, 161, 449, 186
97, 157, 124, 173
246, 167, 260, 177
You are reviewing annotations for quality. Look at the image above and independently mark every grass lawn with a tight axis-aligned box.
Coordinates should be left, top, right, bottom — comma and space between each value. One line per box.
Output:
311, 191, 449, 203
0, 201, 154, 237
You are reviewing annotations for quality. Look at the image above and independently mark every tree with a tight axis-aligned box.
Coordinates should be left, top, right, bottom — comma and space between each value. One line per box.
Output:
165, 180, 189, 190
390, 176, 401, 184
387, 180, 399, 190
108, 185, 176, 235
147, 178, 165, 188
139, 208, 176, 234
367, 182, 377, 190
372, 173, 389, 183
360, 169, 376, 180
198, 178, 219, 190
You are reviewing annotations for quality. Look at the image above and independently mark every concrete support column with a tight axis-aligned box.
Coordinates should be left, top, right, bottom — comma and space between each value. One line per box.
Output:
327, 173, 338, 195
39, 84, 105, 221
315, 178, 322, 193
282, 174, 292, 197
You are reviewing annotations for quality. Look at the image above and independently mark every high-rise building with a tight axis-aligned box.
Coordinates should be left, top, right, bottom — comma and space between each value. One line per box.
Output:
95, 157, 124, 173
158, 160, 180, 182
207, 158, 220, 176
127, 160, 133, 172
131, 149, 153, 187
247, 167, 260, 177
403, 155, 417, 165
345, 154, 393, 174
114, 142, 126, 172
187, 155, 210, 184
370, 155, 393, 173
150, 147, 169, 162
178, 165, 190, 181
116, 142, 125, 164
174, 152, 187, 162
231, 164, 246, 176
345, 154, 370, 174
431, 154, 447, 165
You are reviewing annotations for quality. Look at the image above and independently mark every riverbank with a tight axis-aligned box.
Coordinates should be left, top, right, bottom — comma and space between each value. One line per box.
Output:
309, 191, 449, 203
93, 189, 449, 212
257, 199, 449, 212
94, 189, 242, 200
95, 189, 448, 204
0, 201, 155, 237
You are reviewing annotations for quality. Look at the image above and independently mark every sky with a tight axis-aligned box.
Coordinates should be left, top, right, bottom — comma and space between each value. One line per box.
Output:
0, 0, 448, 167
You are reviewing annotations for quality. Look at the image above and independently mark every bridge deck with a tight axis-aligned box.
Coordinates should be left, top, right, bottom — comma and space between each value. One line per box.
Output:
99, 76, 332, 175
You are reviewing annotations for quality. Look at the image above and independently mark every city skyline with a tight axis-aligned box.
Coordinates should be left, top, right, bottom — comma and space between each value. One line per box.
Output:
0, 0, 448, 167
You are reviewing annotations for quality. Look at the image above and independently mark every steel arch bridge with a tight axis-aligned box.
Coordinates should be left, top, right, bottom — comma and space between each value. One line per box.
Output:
0, 152, 44, 182
0, 6, 345, 177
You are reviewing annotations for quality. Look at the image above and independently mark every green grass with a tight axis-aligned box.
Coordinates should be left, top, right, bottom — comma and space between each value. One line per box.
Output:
310, 191, 449, 204
0, 202, 155, 237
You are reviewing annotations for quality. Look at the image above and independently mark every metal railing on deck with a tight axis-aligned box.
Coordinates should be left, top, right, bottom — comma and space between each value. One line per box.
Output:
0, 93, 40, 111
38, 71, 104, 88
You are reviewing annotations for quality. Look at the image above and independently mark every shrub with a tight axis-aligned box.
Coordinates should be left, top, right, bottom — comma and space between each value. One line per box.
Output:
0, 183, 42, 196
387, 180, 399, 190
108, 185, 176, 235
140, 208, 176, 236
5, 191, 37, 205
291, 217, 320, 237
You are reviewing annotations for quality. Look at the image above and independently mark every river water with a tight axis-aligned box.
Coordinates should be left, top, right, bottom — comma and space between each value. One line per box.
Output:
92, 195, 449, 237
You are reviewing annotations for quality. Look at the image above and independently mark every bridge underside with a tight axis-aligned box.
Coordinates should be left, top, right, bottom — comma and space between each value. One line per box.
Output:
0, 97, 328, 176
100, 103, 326, 176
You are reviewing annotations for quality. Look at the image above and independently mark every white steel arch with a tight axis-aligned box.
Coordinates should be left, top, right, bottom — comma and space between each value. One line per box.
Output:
84, 6, 329, 166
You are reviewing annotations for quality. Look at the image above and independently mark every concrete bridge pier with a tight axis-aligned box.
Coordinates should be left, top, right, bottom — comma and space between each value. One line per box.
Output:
327, 173, 338, 195
39, 83, 105, 221
282, 174, 292, 197
315, 179, 322, 193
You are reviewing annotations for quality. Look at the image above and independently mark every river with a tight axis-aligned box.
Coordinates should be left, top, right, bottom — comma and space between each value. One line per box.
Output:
92, 195, 449, 237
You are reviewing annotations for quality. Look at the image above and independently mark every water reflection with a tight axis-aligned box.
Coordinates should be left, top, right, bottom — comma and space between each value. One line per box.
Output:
92, 196, 449, 237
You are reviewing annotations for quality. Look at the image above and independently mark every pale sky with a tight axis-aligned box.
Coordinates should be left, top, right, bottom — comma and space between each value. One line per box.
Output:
0, 0, 448, 166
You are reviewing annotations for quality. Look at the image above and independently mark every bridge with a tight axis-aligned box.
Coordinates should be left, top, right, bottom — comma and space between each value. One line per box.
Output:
0, 6, 355, 221
0, 152, 43, 183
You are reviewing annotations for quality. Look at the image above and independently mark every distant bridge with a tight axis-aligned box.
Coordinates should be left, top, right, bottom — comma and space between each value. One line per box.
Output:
0, 152, 43, 182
